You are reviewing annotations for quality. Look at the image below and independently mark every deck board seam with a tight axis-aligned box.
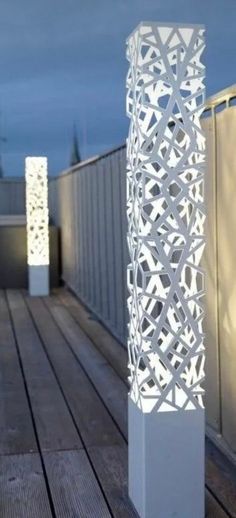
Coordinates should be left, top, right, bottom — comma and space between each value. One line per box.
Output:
206, 485, 232, 517
42, 294, 128, 444
57, 287, 129, 387
5, 290, 56, 518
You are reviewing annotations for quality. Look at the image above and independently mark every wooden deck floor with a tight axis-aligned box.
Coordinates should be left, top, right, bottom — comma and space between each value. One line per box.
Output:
0, 288, 235, 517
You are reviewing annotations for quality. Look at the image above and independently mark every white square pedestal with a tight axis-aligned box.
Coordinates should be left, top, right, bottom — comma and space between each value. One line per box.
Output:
128, 396, 205, 518
28, 265, 49, 296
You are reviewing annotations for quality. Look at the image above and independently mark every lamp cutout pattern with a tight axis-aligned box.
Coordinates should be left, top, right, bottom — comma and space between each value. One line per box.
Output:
127, 23, 205, 413
26, 157, 49, 267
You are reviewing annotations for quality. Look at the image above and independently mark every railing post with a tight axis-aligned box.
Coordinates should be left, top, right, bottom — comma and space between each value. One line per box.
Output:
25, 156, 50, 296
126, 22, 206, 518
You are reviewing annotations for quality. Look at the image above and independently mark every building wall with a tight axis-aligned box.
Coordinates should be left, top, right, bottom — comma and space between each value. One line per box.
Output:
0, 178, 25, 215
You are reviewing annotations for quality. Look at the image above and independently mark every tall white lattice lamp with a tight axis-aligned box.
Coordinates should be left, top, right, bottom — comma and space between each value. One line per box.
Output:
126, 22, 205, 518
25, 157, 50, 296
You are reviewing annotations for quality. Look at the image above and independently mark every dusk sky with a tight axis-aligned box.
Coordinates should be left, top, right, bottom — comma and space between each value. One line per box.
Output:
0, 0, 235, 176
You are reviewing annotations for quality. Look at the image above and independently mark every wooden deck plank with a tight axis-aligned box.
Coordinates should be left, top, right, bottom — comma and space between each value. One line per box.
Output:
206, 490, 230, 517
206, 437, 236, 518
56, 288, 128, 383
24, 293, 123, 449
43, 449, 111, 518
44, 293, 128, 439
0, 290, 37, 455
0, 453, 52, 518
88, 444, 138, 518
23, 294, 138, 516
7, 290, 82, 452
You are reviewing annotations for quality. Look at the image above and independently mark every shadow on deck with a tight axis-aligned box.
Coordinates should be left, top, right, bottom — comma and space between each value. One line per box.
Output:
0, 288, 235, 517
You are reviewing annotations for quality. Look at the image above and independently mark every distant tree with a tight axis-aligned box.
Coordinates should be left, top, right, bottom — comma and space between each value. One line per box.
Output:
0, 112, 7, 177
0, 141, 7, 177
70, 124, 81, 166
0, 156, 4, 178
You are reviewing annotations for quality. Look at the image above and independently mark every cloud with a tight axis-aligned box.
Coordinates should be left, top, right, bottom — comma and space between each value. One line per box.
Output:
0, 0, 235, 175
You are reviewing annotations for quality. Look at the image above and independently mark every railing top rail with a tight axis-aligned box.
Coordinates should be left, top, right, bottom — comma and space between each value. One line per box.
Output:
52, 154, 99, 180
205, 84, 236, 110
52, 143, 126, 180
51, 85, 236, 180
2, 86, 236, 182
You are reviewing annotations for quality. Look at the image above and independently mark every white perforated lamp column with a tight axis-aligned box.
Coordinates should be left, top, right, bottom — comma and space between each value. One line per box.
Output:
126, 23, 205, 518
25, 157, 50, 296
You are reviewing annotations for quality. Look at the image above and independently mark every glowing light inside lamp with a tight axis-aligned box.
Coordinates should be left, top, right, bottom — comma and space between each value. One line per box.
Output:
126, 24, 206, 413
26, 157, 49, 266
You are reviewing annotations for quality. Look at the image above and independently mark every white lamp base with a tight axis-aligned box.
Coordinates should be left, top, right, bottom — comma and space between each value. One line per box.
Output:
128, 396, 205, 518
28, 265, 49, 296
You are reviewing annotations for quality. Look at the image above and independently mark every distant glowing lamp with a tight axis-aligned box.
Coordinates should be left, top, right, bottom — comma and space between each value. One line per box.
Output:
126, 22, 206, 518
25, 156, 49, 296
